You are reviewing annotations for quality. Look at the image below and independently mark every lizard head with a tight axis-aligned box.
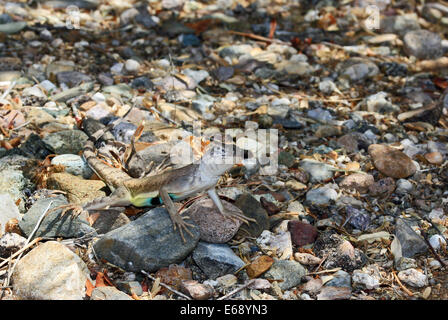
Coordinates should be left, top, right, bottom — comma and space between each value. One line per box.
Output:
199, 142, 253, 177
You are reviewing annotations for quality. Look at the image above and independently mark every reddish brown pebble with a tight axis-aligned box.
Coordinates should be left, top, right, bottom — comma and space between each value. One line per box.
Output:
246, 255, 274, 278
368, 144, 416, 178
368, 177, 395, 197
288, 220, 318, 246
155, 264, 192, 291
425, 152, 443, 165
260, 197, 280, 215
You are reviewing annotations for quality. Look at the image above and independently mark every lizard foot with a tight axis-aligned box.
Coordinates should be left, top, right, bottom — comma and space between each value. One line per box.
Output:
220, 209, 256, 226
46, 204, 85, 219
171, 214, 196, 243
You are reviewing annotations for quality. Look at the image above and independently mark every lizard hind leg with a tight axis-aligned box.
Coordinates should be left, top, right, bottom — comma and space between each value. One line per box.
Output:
159, 188, 196, 243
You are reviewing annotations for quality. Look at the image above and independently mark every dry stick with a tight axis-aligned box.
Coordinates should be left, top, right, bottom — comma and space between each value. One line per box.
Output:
392, 270, 414, 297
4, 201, 53, 288
141, 270, 192, 300
217, 279, 256, 300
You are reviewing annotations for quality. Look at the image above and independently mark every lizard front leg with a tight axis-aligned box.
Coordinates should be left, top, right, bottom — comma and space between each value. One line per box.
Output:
159, 188, 195, 243
207, 188, 255, 225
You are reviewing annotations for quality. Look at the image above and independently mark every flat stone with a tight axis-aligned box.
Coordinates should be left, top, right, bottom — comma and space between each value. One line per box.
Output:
337, 57, 379, 82
183, 197, 242, 243
234, 193, 270, 238
368, 144, 416, 178
369, 177, 396, 198
317, 286, 351, 300
339, 173, 374, 193
51, 154, 93, 179
395, 218, 428, 258
246, 255, 274, 279
398, 268, 427, 288
180, 280, 214, 300
18, 195, 97, 239
299, 159, 335, 183
12, 241, 90, 300
42, 130, 89, 155
93, 208, 199, 272
288, 220, 318, 246
90, 286, 133, 300
263, 259, 307, 290
305, 187, 338, 205
403, 30, 443, 60
192, 242, 245, 279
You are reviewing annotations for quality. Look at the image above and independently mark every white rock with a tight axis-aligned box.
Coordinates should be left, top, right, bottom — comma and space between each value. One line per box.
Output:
125, 59, 140, 73
12, 241, 90, 300
39, 80, 57, 92
398, 268, 427, 288
22, 85, 46, 99
428, 234, 446, 250
352, 270, 380, 289
110, 62, 124, 74
256, 230, 293, 260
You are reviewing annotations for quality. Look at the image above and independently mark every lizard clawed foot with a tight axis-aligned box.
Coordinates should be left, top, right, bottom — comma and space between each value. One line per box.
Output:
171, 214, 196, 243
220, 210, 256, 226
46, 204, 85, 219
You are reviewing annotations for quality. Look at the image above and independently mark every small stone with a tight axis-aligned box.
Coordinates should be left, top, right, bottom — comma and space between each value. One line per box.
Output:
299, 159, 335, 182
306, 187, 338, 205
317, 286, 351, 300
428, 234, 446, 250
0, 232, 26, 258
216, 274, 237, 288
278, 151, 295, 168
256, 230, 293, 260
403, 30, 443, 60
395, 179, 413, 195
285, 179, 307, 191
325, 270, 351, 288
398, 268, 427, 288
12, 241, 90, 300
42, 130, 89, 155
115, 281, 143, 296
301, 277, 323, 293
155, 264, 192, 291
339, 173, 374, 193
352, 269, 380, 290
288, 220, 318, 246
180, 280, 214, 300
395, 257, 417, 271
183, 197, 242, 243
315, 125, 342, 138
56, 71, 92, 88
337, 57, 379, 82
263, 260, 307, 290
0, 194, 21, 234
425, 152, 443, 165
51, 154, 93, 179
246, 255, 274, 279
293, 252, 322, 265
368, 144, 416, 178
395, 218, 428, 258
192, 242, 245, 279
369, 177, 395, 197
234, 193, 270, 238
90, 286, 133, 300
124, 59, 141, 73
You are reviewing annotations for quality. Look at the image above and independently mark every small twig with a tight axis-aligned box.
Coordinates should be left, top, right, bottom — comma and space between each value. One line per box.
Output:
141, 270, 192, 300
217, 279, 255, 300
0, 80, 16, 100
392, 270, 414, 297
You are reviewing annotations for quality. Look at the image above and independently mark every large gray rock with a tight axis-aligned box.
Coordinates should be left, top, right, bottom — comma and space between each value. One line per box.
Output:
19, 195, 96, 239
395, 218, 428, 258
93, 208, 200, 272
12, 241, 90, 300
192, 242, 245, 279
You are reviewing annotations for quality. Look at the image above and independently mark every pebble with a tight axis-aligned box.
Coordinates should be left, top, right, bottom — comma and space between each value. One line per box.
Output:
398, 268, 427, 288
246, 255, 274, 278
234, 193, 270, 238
90, 286, 133, 300
394, 218, 428, 258
192, 242, 245, 279
56, 71, 92, 88
0, 194, 21, 234
256, 230, 293, 260
94, 208, 199, 272
339, 173, 374, 193
0, 232, 26, 258
337, 57, 379, 82
425, 152, 443, 165
180, 280, 214, 300
183, 197, 242, 243
263, 259, 307, 290
352, 269, 380, 290
395, 257, 417, 271
313, 232, 367, 272
369, 177, 396, 198
12, 241, 90, 300
428, 234, 446, 250
306, 187, 338, 205
293, 252, 322, 266
51, 154, 93, 179
154, 264, 192, 291
368, 144, 417, 178
42, 130, 89, 155
19, 195, 96, 239
380, 13, 420, 36
325, 270, 352, 288
216, 274, 238, 288
299, 159, 335, 183
403, 30, 443, 60
395, 179, 413, 195
115, 280, 143, 296
301, 277, 323, 294
316, 286, 351, 300
124, 59, 141, 73
288, 220, 318, 246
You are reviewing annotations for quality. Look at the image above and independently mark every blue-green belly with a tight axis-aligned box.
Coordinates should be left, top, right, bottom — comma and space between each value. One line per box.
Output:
133, 193, 180, 207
